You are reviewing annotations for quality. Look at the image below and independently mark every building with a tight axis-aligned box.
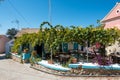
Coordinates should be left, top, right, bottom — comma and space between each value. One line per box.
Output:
14, 28, 83, 54
0, 35, 10, 53
101, 2, 120, 61
101, 2, 120, 29
5, 39, 14, 54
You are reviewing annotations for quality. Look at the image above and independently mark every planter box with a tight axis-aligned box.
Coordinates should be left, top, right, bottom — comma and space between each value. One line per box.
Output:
69, 63, 120, 75
37, 60, 70, 71
48, 60, 54, 64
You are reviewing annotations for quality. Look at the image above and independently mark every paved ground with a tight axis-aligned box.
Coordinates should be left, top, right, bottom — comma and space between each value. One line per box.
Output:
0, 54, 120, 80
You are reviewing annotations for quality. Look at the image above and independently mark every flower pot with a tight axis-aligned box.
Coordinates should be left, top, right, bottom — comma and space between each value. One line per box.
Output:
48, 60, 54, 64
71, 58, 77, 63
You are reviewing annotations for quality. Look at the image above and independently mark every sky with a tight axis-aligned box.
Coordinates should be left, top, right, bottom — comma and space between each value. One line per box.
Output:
0, 0, 120, 34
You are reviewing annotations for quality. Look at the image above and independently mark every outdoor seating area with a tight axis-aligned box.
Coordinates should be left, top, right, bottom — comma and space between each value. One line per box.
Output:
10, 42, 120, 76
10, 43, 120, 76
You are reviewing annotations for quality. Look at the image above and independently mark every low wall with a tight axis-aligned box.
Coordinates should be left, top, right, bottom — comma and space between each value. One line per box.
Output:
31, 62, 120, 77
11, 53, 21, 63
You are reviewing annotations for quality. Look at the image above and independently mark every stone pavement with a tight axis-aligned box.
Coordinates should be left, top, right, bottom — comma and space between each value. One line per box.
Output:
0, 54, 120, 80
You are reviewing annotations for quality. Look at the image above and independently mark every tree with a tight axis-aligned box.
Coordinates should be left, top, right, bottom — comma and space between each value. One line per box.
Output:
12, 21, 120, 65
96, 19, 105, 28
6, 28, 19, 39
40, 21, 53, 60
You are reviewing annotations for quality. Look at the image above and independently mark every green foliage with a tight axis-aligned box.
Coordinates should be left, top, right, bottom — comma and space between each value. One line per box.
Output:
62, 57, 73, 68
11, 33, 39, 53
12, 21, 120, 61
30, 57, 41, 66
6, 28, 18, 39
30, 50, 41, 65
11, 38, 21, 53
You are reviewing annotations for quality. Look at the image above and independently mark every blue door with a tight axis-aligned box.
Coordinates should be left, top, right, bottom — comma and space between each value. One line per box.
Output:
73, 42, 78, 50
62, 43, 68, 53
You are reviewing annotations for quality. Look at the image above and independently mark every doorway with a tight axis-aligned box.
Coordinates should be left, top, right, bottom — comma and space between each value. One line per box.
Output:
34, 44, 43, 57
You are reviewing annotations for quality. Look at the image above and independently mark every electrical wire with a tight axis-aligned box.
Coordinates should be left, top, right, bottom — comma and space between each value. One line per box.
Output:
7, 0, 31, 27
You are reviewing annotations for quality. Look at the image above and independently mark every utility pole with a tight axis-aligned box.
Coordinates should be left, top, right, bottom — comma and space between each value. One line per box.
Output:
48, 0, 52, 24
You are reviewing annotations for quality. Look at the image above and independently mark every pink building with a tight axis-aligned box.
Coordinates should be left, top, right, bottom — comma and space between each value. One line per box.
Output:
101, 2, 120, 29
0, 35, 10, 53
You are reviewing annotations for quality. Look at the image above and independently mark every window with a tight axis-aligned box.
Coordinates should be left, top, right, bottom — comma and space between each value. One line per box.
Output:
116, 9, 120, 14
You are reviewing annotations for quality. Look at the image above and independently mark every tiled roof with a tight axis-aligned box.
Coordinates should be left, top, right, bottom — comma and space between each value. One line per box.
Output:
101, 2, 120, 22
15, 28, 39, 37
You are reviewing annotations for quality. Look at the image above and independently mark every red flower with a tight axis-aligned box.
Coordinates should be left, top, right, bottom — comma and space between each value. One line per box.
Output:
96, 42, 101, 49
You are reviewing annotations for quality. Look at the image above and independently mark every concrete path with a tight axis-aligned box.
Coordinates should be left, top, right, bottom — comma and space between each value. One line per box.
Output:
0, 54, 120, 80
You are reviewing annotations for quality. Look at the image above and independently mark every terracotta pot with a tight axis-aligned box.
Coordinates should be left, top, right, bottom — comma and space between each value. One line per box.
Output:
72, 58, 77, 63
48, 60, 54, 64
